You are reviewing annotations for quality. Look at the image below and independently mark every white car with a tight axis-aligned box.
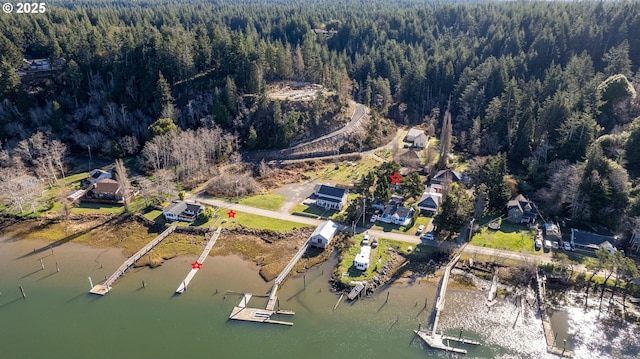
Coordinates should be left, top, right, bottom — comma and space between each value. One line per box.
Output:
416, 225, 425, 234
362, 235, 370, 245
544, 240, 552, 250
535, 239, 542, 251
421, 232, 434, 241
563, 242, 572, 251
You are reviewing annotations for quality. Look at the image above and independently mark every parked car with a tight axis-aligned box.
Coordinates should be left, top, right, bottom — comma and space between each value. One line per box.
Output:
362, 235, 370, 245
416, 225, 425, 234
371, 238, 379, 248
544, 240, 552, 250
563, 241, 572, 251
535, 239, 542, 251
552, 241, 559, 249
370, 215, 377, 223
421, 232, 434, 241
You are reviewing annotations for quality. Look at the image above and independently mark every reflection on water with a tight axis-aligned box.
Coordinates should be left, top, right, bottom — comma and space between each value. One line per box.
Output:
0, 238, 638, 359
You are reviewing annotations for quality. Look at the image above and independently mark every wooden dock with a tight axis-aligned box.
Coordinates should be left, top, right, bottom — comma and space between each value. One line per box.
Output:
536, 270, 574, 357
431, 254, 460, 337
347, 282, 365, 300
175, 227, 222, 294
228, 293, 294, 326
414, 330, 467, 354
265, 235, 311, 311
90, 225, 177, 295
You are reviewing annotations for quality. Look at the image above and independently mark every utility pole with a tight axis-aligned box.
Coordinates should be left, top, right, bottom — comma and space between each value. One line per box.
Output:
468, 217, 475, 242
362, 196, 366, 226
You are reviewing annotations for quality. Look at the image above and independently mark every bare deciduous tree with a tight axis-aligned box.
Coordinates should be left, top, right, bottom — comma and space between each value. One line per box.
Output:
114, 159, 131, 212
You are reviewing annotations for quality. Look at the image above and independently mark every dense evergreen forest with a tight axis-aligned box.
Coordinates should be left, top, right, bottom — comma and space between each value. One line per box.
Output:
1, 0, 640, 232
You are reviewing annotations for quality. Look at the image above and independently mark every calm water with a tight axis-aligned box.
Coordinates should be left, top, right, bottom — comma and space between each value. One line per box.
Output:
0, 237, 637, 359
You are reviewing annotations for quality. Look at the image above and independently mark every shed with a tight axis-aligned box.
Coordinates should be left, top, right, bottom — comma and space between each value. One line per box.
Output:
310, 220, 338, 249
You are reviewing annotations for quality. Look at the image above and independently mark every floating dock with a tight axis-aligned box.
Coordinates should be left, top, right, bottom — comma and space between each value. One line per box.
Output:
536, 271, 574, 357
414, 330, 467, 354
229, 222, 329, 325
89, 225, 177, 295
347, 282, 365, 300
175, 227, 222, 294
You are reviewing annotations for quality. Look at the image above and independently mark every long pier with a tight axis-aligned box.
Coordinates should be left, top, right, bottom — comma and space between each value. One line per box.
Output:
89, 225, 177, 295
414, 254, 479, 354
536, 271, 574, 357
229, 223, 324, 325
175, 227, 222, 294
265, 236, 311, 311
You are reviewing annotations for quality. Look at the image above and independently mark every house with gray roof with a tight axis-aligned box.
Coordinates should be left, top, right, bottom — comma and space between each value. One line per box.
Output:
378, 204, 414, 226
310, 220, 338, 249
570, 228, 617, 253
163, 200, 204, 222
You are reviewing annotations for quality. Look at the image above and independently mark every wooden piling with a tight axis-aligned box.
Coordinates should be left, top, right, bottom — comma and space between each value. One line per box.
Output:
142, 280, 146, 288
56, 261, 59, 272
40, 259, 44, 270
19, 286, 26, 298
303, 275, 306, 289
386, 291, 390, 303
333, 294, 344, 311
88, 277, 93, 289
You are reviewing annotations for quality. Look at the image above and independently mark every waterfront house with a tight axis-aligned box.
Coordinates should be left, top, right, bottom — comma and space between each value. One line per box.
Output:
314, 184, 348, 211
379, 204, 414, 226
310, 220, 338, 249
506, 194, 538, 224
162, 200, 204, 222
570, 228, 617, 253
405, 128, 428, 148
85, 179, 124, 202
82, 169, 112, 188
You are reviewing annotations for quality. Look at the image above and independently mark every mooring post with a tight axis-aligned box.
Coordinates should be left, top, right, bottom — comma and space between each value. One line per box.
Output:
424, 297, 428, 309
386, 291, 390, 303
562, 339, 567, 356
56, 262, 60, 272
19, 286, 26, 298
142, 280, 146, 288
553, 332, 558, 346
88, 277, 94, 289
304, 275, 306, 289
40, 259, 44, 270
183, 281, 186, 291
418, 322, 421, 331
459, 330, 463, 340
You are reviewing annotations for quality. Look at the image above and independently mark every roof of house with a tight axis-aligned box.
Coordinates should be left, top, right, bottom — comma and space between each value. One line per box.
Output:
164, 201, 203, 215
92, 179, 122, 195
312, 220, 338, 240
398, 150, 422, 162
383, 204, 414, 218
316, 184, 347, 200
571, 229, 617, 248
89, 169, 111, 180
432, 169, 462, 182
407, 128, 425, 140
507, 194, 537, 216
418, 192, 442, 209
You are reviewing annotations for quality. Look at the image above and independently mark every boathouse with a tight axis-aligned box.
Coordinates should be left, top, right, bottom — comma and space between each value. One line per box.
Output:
310, 220, 338, 249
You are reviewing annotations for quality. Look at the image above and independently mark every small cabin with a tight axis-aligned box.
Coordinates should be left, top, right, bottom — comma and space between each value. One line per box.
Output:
310, 220, 338, 249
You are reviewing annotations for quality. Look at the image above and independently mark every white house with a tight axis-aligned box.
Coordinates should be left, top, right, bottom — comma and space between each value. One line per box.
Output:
354, 245, 371, 270
310, 220, 338, 249
378, 204, 414, 226
405, 128, 428, 148
314, 185, 348, 211
163, 200, 204, 222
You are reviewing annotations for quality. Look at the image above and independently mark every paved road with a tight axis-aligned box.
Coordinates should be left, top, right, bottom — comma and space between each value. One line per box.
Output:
192, 195, 556, 266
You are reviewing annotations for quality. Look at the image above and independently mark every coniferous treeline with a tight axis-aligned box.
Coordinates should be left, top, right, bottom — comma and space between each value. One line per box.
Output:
1, 0, 640, 229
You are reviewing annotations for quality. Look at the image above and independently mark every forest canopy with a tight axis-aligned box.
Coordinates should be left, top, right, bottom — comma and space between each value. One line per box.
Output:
1, 0, 640, 230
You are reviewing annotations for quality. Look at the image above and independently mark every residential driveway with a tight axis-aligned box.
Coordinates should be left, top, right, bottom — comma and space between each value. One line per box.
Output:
274, 180, 319, 214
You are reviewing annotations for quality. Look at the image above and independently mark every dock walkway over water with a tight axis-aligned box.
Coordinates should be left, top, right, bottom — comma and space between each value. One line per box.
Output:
536, 270, 574, 357
175, 227, 222, 294
89, 225, 177, 295
265, 236, 311, 311
414, 254, 480, 354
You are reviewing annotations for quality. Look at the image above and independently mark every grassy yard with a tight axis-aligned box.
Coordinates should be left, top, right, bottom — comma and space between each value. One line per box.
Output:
70, 202, 125, 215
238, 193, 287, 211
303, 157, 380, 185
372, 215, 431, 235
217, 208, 310, 231
337, 236, 416, 285
470, 221, 537, 253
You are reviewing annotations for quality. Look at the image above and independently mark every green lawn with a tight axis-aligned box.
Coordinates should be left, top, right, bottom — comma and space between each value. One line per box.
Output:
470, 222, 537, 253
309, 157, 380, 185
372, 215, 431, 235
337, 237, 415, 285
70, 202, 125, 215
238, 193, 286, 211
217, 208, 310, 231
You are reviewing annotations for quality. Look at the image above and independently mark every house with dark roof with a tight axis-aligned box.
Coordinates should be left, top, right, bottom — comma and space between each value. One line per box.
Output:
570, 228, 617, 253
507, 194, 538, 224
163, 200, 204, 222
85, 179, 124, 202
417, 191, 443, 215
378, 204, 414, 226
314, 184, 348, 211
431, 169, 462, 185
